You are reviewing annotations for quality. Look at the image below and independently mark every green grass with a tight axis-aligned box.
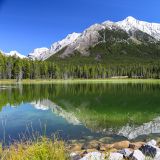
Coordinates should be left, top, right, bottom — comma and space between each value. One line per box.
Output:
0, 138, 156, 160
1, 78, 160, 85
0, 137, 69, 160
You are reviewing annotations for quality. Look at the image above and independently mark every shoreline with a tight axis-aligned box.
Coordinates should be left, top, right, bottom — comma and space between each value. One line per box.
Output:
1, 78, 160, 84
1, 136, 159, 160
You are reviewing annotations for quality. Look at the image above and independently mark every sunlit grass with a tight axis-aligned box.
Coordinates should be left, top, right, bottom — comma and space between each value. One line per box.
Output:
0, 137, 69, 160
1, 78, 160, 85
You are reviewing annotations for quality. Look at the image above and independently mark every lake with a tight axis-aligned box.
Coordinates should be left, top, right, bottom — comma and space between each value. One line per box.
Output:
0, 82, 160, 144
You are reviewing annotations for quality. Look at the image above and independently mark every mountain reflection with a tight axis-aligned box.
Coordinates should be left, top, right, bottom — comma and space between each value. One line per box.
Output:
1, 83, 160, 140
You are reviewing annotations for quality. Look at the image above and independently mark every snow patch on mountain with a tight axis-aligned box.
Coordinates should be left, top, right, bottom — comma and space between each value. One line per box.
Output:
5, 51, 27, 59
28, 32, 81, 60
5, 16, 159, 60
102, 16, 160, 41
51, 32, 81, 53
43, 32, 81, 60
113, 16, 160, 40
58, 24, 106, 57
59, 17, 160, 57
28, 48, 49, 60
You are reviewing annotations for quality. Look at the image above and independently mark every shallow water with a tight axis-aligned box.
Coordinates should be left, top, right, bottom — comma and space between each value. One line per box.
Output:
0, 83, 160, 144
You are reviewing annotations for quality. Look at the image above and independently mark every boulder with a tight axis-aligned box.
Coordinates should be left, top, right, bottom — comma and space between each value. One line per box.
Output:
81, 141, 101, 150
80, 152, 105, 160
70, 144, 83, 152
86, 149, 98, 153
106, 141, 130, 150
129, 142, 145, 149
129, 150, 145, 160
118, 148, 133, 157
109, 152, 123, 160
70, 152, 82, 160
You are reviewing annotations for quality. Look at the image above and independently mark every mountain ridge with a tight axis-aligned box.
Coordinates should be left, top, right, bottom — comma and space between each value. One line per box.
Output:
28, 16, 160, 61
2, 17, 160, 61
2, 50, 27, 59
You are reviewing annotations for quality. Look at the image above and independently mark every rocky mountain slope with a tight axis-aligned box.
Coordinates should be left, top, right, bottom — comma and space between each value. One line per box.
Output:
28, 48, 49, 60
28, 16, 160, 61
2, 17, 160, 61
28, 33, 80, 60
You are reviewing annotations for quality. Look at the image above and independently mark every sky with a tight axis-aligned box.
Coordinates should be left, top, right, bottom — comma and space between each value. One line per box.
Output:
0, 0, 160, 55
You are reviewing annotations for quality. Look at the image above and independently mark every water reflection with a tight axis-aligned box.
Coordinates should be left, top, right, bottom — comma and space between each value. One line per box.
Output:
31, 99, 81, 125
0, 83, 160, 142
118, 117, 160, 139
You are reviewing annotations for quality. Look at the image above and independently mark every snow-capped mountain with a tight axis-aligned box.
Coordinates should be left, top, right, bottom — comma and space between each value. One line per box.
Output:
29, 16, 160, 60
101, 16, 160, 40
2, 17, 160, 60
47, 32, 81, 59
116, 16, 160, 40
28, 48, 49, 60
28, 32, 80, 60
49, 16, 160, 58
4, 51, 27, 59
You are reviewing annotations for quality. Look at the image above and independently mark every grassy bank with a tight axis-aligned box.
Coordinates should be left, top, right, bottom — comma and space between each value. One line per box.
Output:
1, 78, 160, 84
0, 137, 156, 160
0, 137, 69, 160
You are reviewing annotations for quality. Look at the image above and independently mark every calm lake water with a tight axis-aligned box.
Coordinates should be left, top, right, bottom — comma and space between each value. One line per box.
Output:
0, 83, 160, 144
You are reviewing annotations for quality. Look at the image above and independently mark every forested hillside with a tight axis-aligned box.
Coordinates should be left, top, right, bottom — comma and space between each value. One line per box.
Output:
1, 51, 160, 80
1, 17, 160, 80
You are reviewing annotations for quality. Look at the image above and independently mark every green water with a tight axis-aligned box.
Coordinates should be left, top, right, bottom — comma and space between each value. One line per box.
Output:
0, 82, 160, 143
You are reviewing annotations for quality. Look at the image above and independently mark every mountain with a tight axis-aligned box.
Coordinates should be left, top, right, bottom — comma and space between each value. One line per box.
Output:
115, 16, 160, 40
28, 48, 49, 60
4, 51, 27, 59
28, 32, 80, 60
28, 16, 160, 62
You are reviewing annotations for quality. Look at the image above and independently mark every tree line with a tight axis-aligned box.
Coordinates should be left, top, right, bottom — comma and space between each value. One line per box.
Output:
1, 52, 160, 80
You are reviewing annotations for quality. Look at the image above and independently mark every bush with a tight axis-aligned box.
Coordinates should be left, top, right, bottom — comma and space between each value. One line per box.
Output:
0, 137, 69, 160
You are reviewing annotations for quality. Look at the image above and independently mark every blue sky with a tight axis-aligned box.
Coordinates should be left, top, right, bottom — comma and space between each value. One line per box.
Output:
0, 0, 160, 55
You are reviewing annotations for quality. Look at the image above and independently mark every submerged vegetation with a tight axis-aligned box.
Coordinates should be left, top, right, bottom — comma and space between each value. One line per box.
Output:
0, 137, 68, 160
